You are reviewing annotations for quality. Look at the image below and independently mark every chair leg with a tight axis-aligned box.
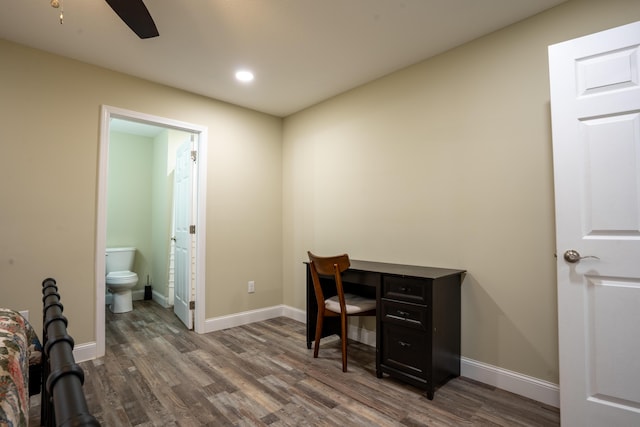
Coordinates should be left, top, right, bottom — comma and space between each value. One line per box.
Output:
313, 311, 324, 358
340, 313, 348, 372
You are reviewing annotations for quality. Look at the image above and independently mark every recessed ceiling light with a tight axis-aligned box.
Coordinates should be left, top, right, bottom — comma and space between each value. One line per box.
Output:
235, 70, 254, 82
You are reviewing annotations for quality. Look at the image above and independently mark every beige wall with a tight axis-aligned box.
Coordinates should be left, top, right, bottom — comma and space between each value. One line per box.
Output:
283, 0, 640, 383
1, 0, 639, 387
0, 40, 283, 343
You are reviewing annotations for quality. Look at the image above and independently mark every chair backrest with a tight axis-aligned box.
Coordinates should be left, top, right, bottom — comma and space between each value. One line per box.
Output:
307, 251, 350, 310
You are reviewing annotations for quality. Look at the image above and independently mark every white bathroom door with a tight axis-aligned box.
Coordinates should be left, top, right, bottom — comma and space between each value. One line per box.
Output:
549, 21, 640, 426
173, 138, 195, 329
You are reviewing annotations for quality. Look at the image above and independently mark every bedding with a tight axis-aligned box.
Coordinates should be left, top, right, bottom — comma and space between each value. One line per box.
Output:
0, 308, 42, 427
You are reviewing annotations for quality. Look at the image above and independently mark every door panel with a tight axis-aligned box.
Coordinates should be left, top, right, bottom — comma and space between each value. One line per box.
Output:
581, 114, 640, 234
173, 139, 194, 329
549, 21, 640, 426
586, 277, 640, 406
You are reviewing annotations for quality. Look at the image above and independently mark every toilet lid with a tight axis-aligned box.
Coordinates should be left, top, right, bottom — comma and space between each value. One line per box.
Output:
106, 271, 138, 284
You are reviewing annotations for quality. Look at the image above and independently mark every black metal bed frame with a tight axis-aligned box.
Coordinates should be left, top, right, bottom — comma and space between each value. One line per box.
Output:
41, 278, 99, 426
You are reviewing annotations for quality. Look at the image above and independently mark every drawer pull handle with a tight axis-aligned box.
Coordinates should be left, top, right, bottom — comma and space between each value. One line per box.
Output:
398, 341, 411, 348
399, 287, 408, 292
397, 310, 409, 317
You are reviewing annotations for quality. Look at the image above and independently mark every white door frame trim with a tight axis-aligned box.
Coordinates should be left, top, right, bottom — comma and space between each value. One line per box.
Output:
96, 105, 208, 357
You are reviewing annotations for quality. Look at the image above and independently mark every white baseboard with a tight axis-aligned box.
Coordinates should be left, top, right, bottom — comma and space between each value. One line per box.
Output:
282, 305, 306, 323
73, 341, 97, 363
461, 357, 559, 408
152, 290, 170, 308
204, 304, 294, 332
348, 320, 376, 347
78, 303, 559, 408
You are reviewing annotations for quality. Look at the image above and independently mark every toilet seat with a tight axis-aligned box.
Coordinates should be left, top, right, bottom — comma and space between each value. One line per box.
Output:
106, 271, 138, 284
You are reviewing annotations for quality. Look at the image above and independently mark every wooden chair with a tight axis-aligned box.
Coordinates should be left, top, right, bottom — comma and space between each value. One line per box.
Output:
307, 251, 377, 372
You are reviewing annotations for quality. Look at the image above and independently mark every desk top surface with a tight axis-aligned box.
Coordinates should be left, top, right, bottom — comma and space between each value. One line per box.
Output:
349, 260, 465, 279
305, 259, 465, 280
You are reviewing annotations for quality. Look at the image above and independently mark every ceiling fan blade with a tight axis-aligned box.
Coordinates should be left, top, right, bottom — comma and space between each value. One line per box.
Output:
105, 0, 159, 39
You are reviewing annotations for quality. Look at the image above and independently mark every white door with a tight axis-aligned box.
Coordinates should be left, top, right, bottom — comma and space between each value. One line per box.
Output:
549, 21, 640, 426
173, 138, 195, 329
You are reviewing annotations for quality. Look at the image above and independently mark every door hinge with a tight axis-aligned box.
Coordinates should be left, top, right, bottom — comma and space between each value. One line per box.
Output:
191, 150, 197, 162
189, 301, 195, 310
189, 225, 196, 234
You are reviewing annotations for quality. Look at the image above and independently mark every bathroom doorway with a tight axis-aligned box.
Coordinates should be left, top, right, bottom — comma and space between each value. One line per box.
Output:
96, 105, 208, 358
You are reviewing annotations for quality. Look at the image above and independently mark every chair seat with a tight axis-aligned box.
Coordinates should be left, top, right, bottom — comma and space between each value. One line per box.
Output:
325, 293, 376, 314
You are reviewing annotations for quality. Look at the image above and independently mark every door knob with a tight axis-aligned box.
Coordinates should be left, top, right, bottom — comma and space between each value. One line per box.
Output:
563, 249, 600, 263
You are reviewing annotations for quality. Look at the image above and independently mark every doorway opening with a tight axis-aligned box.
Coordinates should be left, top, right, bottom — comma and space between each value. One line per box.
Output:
96, 105, 208, 358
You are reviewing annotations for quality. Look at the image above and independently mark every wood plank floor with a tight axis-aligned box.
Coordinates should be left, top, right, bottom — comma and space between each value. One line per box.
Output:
30, 301, 559, 426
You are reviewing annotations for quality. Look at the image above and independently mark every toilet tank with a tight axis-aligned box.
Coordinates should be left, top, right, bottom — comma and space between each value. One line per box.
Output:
106, 247, 136, 273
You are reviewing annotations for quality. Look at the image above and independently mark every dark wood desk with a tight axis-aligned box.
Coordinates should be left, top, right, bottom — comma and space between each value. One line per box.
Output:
305, 259, 465, 399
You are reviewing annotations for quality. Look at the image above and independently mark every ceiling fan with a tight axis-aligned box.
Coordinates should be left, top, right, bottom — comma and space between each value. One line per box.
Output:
105, 0, 159, 39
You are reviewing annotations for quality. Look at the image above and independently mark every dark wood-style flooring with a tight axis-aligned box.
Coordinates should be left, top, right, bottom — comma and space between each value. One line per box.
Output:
30, 300, 559, 426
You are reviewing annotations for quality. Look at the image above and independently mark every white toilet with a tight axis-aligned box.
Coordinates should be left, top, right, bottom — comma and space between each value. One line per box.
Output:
105, 247, 139, 313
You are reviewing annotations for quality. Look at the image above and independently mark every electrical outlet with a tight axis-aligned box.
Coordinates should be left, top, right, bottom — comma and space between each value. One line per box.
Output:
248, 280, 255, 293
19, 310, 29, 321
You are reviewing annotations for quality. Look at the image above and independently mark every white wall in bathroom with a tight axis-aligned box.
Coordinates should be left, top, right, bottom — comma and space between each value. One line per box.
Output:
106, 132, 154, 292
150, 129, 171, 298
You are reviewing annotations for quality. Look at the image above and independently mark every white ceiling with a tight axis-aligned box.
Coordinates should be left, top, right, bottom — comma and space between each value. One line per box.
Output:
1, 0, 565, 117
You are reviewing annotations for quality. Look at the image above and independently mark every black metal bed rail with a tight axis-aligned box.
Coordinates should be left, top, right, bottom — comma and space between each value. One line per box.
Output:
41, 278, 100, 427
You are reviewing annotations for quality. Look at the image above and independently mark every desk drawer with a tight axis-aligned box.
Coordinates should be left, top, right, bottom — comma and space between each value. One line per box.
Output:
382, 276, 430, 304
381, 299, 428, 330
381, 323, 429, 377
